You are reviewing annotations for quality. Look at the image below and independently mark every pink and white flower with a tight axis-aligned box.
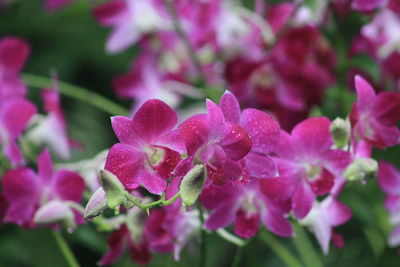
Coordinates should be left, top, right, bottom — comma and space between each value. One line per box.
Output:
378, 161, 400, 247
300, 197, 352, 254
2, 150, 85, 227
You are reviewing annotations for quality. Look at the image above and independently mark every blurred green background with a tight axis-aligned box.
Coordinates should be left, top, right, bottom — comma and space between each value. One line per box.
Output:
0, 0, 399, 266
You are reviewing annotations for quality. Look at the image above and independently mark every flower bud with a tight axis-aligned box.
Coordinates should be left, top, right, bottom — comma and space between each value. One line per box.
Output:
33, 200, 75, 229
180, 164, 206, 206
84, 187, 108, 220
344, 158, 378, 182
330, 117, 350, 149
99, 169, 126, 214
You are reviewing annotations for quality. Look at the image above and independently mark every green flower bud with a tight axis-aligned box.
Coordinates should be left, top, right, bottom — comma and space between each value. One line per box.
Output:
99, 169, 126, 214
180, 164, 206, 206
330, 117, 351, 149
344, 158, 378, 182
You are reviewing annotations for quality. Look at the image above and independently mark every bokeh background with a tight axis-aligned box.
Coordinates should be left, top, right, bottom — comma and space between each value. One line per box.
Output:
0, 0, 399, 266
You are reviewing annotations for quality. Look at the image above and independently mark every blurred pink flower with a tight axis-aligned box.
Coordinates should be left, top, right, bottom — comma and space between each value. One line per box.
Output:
0, 97, 37, 165
201, 178, 293, 238
2, 150, 85, 227
300, 197, 352, 254
350, 75, 400, 148
378, 161, 400, 247
0, 36, 30, 102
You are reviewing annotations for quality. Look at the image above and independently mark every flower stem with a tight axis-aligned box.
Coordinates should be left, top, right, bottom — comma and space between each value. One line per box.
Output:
22, 73, 129, 116
292, 224, 323, 267
52, 231, 80, 267
231, 245, 245, 267
259, 230, 303, 267
216, 228, 245, 247
198, 204, 207, 267
124, 192, 181, 210
161, 192, 181, 206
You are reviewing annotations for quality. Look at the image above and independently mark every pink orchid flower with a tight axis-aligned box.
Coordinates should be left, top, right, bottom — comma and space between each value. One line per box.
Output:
92, 0, 170, 54
201, 177, 293, 239
350, 75, 400, 149
261, 117, 351, 219
0, 97, 37, 165
179, 98, 252, 185
2, 150, 85, 227
112, 54, 182, 112
28, 86, 71, 159
100, 224, 151, 266
378, 161, 400, 247
351, 0, 388, 12
105, 99, 183, 194
145, 201, 199, 260
300, 197, 352, 254
44, 0, 73, 11
219, 91, 280, 179
0, 36, 30, 102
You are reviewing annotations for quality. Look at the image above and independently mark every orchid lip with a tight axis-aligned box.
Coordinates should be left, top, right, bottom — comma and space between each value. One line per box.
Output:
144, 145, 166, 166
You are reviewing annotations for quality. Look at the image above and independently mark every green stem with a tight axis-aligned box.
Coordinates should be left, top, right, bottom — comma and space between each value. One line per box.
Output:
161, 192, 181, 206
124, 192, 181, 210
292, 224, 323, 267
216, 228, 245, 247
198, 204, 207, 267
260, 230, 303, 267
52, 231, 80, 267
231, 245, 244, 267
22, 73, 129, 116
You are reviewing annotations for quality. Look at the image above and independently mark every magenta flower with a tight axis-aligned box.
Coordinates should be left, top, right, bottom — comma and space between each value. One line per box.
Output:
0, 97, 37, 165
378, 161, 400, 247
261, 117, 351, 219
145, 201, 199, 260
2, 150, 85, 226
223, 25, 335, 130
92, 0, 170, 54
112, 54, 182, 112
179, 98, 252, 185
100, 223, 151, 266
350, 75, 400, 149
105, 99, 183, 194
200, 178, 293, 239
351, 0, 388, 12
44, 0, 73, 11
0, 36, 30, 102
219, 91, 280, 179
300, 197, 352, 254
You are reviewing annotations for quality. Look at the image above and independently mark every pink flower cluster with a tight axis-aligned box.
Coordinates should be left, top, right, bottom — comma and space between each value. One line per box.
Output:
0, 36, 84, 229
1, 1, 400, 266
350, 0, 400, 91
92, 0, 336, 130
99, 74, 400, 264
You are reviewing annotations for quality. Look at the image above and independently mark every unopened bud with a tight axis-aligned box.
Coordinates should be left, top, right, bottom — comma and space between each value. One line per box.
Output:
344, 158, 378, 182
180, 164, 206, 206
99, 169, 126, 214
84, 187, 108, 220
33, 200, 75, 229
330, 117, 351, 149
